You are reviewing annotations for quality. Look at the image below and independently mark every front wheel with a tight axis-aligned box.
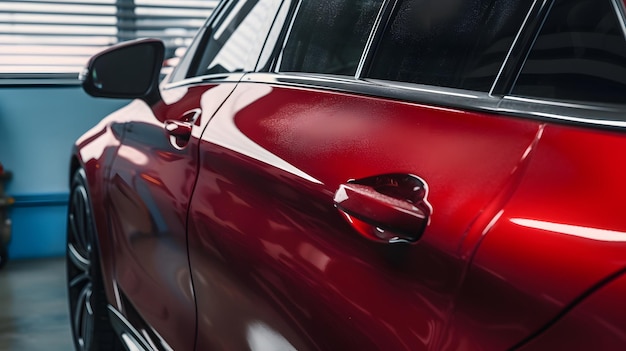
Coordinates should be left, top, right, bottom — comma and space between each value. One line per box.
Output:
66, 169, 122, 351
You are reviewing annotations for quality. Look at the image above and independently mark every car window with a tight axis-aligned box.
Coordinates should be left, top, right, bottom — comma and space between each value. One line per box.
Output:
277, 0, 384, 76
511, 0, 626, 105
367, 0, 533, 91
192, 0, 283, 77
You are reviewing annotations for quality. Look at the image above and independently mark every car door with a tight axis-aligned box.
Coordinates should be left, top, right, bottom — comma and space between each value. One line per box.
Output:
105, 0, 283, 349
186, 0, 543, 349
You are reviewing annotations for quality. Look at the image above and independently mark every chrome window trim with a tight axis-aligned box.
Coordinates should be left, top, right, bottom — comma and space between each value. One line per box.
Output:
273, 0, 303, 71
162, 73, 244, 90
355, 0, 393, 78
253, 0, 290, 71
245, 72, 502, 112
242, 72, 626, 131
489, 0, 543, 96
490, 0, 553, 95
500, 96, 626, 128
611, 0, 626, 38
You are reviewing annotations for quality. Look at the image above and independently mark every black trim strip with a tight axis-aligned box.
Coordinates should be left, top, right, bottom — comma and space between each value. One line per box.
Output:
240, 72, 626, 131
500, 96, 626, 128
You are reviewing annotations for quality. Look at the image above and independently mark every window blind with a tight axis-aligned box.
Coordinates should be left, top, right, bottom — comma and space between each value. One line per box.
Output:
0, 0, 217, 76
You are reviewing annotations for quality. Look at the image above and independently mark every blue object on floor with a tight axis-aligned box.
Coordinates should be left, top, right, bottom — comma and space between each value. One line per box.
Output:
8, 193, 68, 259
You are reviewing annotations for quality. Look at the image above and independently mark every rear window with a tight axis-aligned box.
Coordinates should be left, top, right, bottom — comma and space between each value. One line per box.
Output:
511, 0, 626, 105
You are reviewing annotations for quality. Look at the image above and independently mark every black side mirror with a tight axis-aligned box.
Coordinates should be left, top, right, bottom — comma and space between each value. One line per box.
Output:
80, 38, 165, 104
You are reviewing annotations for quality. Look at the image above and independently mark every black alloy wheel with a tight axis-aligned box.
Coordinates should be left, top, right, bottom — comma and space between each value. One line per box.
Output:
67, 169, 121, 351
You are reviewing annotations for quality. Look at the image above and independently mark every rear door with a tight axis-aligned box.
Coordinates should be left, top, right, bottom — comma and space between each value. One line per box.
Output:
187, 0, 543, 349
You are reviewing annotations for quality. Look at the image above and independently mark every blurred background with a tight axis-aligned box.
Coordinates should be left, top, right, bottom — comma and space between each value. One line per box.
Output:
0, 0, 217, 260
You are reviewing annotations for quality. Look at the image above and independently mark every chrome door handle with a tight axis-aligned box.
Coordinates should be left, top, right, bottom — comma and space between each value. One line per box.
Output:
165, 120, 192, 140
164, 108, 202, 149
334, 174, 432, 244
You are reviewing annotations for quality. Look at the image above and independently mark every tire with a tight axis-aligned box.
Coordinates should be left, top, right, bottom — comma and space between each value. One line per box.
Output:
66, 169, 122, 351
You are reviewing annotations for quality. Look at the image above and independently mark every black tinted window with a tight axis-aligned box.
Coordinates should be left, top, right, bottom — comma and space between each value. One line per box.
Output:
194, 0, 282, 76
512, 0, 626, 105
368, 0, 533, 91
278, 0, 384, 76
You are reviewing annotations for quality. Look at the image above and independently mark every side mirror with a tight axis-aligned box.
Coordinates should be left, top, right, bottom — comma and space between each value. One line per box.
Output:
80, 38, 165, 104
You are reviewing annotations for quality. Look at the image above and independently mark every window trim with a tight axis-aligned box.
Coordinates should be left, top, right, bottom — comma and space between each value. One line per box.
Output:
240, 71, 626, 131
272, 0, 303, 71
489, 0, 549, 96
612, 0, 626, 38
500, 96, 626, 129
354, 0, 395, 78
255, 0, 299, 72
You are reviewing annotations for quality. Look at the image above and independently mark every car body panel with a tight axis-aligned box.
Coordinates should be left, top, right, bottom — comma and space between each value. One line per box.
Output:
445, 123, 626, 350
187, 79, 543, 350
517, 270, 626, 350
103, 82, 238, 350
73, 104, 136, 305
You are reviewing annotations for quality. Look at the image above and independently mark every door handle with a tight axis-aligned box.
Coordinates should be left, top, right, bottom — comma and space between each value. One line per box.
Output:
334, 174, 432, 244
165, 120, 192, 140
164, 108, 201, 149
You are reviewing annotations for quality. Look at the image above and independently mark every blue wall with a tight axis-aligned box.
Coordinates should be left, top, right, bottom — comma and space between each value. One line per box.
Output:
0, 83, 128, 259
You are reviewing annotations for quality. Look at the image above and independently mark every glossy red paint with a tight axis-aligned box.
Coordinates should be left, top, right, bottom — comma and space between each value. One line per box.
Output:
73, 82, 626, 350
186, 81, 544, 350
74, 82, 241, 350
73, 105, 133, 305
73, 79, 626, 350
518, 270, 626, 350
108, 82, 243, 351
444, 124, 626, 350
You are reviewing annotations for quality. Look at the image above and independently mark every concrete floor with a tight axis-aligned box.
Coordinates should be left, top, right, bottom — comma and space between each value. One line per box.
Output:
0, 258, 73, 351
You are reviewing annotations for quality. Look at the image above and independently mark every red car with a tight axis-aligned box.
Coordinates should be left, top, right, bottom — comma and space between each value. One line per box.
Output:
67, 0, 626, 350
